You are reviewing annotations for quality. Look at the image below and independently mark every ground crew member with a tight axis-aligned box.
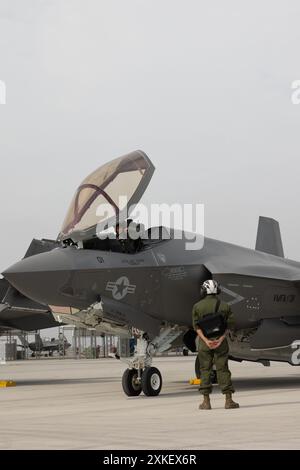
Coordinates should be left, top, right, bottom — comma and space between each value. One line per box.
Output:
192, 279, 239, 410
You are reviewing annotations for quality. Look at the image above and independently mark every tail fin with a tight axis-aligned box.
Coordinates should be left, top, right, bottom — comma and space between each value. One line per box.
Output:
24, 238, 58, 259
35, 333, 43, 349
17, 332, 29, 348
255, 216, 284, 257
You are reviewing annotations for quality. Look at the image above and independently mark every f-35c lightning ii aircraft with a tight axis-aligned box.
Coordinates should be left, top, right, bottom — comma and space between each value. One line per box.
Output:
3, 150, 300, 397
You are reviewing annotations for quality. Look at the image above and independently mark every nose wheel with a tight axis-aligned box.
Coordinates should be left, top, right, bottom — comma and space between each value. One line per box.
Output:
141, 367, 162, 396
122, 368, 142, 396
122, 366, 163, 397
121, 328, 181, 397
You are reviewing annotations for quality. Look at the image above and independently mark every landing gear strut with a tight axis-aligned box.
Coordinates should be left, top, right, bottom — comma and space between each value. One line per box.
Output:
121, 327, 181, 397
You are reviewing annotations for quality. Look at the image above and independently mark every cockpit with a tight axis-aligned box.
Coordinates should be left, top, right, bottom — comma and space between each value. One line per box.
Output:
81, 225, 172, 254
58, 150, 172, 253
59, 150, 154, 240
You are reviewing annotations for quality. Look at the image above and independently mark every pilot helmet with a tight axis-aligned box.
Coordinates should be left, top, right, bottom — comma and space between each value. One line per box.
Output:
200, 279, 221, 297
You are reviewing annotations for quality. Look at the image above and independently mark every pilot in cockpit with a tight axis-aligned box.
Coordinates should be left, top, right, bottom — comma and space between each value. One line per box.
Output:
115, 219, 144, 254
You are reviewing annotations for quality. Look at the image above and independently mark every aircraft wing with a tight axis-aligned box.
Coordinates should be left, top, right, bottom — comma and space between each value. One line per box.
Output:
202, 237, 300, 281
0, 278, 59, 331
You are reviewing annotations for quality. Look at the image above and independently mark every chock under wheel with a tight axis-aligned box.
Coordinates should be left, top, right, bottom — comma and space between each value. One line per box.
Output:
189, 378, 201, 385
0, 380, 16, 388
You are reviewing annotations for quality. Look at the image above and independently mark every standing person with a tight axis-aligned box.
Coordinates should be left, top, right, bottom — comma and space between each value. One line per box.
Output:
192, 279, 239, 410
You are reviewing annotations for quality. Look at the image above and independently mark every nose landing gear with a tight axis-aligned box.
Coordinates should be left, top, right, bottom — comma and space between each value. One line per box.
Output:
122, 332, 160, 397
121, 326, 182, 397
122, 366, 163, 397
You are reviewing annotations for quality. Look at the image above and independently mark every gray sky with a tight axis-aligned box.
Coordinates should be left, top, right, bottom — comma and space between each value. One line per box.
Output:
1, 0, 300, 274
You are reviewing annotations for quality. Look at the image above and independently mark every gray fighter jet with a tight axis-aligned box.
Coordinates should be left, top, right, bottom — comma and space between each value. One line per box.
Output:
19, 333, 71, 357
3, 150, 300, 397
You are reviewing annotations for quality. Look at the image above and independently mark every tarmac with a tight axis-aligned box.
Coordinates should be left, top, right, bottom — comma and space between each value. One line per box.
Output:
0, 355, 300, 449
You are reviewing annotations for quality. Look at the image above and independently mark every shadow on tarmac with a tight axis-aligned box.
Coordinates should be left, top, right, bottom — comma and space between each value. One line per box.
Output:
13, 374, 300, 395
160, 375, 300, 399
15, 377, 119, 386
231, 375, 300, 391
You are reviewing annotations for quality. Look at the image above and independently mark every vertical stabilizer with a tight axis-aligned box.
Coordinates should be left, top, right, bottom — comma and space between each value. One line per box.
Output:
255, 216, 284, 257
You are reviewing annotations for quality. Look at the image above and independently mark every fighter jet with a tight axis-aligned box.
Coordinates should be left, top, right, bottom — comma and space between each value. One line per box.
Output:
18, 333, 71, 357
3, 150, 300, 397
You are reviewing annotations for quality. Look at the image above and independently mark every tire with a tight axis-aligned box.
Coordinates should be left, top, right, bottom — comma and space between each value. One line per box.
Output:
195, 356, 218, 384
183, 348, 189, 356
122, 368, 142, 396
141, 367, 162, 396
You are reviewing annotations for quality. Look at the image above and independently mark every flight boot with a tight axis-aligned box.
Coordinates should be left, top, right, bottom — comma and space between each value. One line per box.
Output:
225, 393, 239, 409
199, 395, 212, 410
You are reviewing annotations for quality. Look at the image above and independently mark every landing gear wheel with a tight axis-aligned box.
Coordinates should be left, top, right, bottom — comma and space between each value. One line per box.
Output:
122, 368, 142, 396
195, 356, 218, 384
141, 367, 162, 396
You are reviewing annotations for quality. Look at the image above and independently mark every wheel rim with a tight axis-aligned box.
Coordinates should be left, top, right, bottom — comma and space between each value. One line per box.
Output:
131, 372, 141, 391
150, 373, 161, 391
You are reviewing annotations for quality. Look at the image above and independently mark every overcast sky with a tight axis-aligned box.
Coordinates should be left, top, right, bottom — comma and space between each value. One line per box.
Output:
0, 0, 300, 273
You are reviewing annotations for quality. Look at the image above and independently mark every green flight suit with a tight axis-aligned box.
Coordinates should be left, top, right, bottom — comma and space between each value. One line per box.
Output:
192, 294, 235, 395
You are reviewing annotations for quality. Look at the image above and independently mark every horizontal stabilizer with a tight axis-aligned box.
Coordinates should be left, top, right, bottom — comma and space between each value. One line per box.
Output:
255, 216, 284, 257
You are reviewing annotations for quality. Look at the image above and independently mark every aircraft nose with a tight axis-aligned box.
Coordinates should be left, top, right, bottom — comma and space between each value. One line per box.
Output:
2, 248, 74, 306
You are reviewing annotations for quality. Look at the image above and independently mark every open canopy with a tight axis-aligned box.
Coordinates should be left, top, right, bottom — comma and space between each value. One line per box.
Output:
58, 150, 155, 241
